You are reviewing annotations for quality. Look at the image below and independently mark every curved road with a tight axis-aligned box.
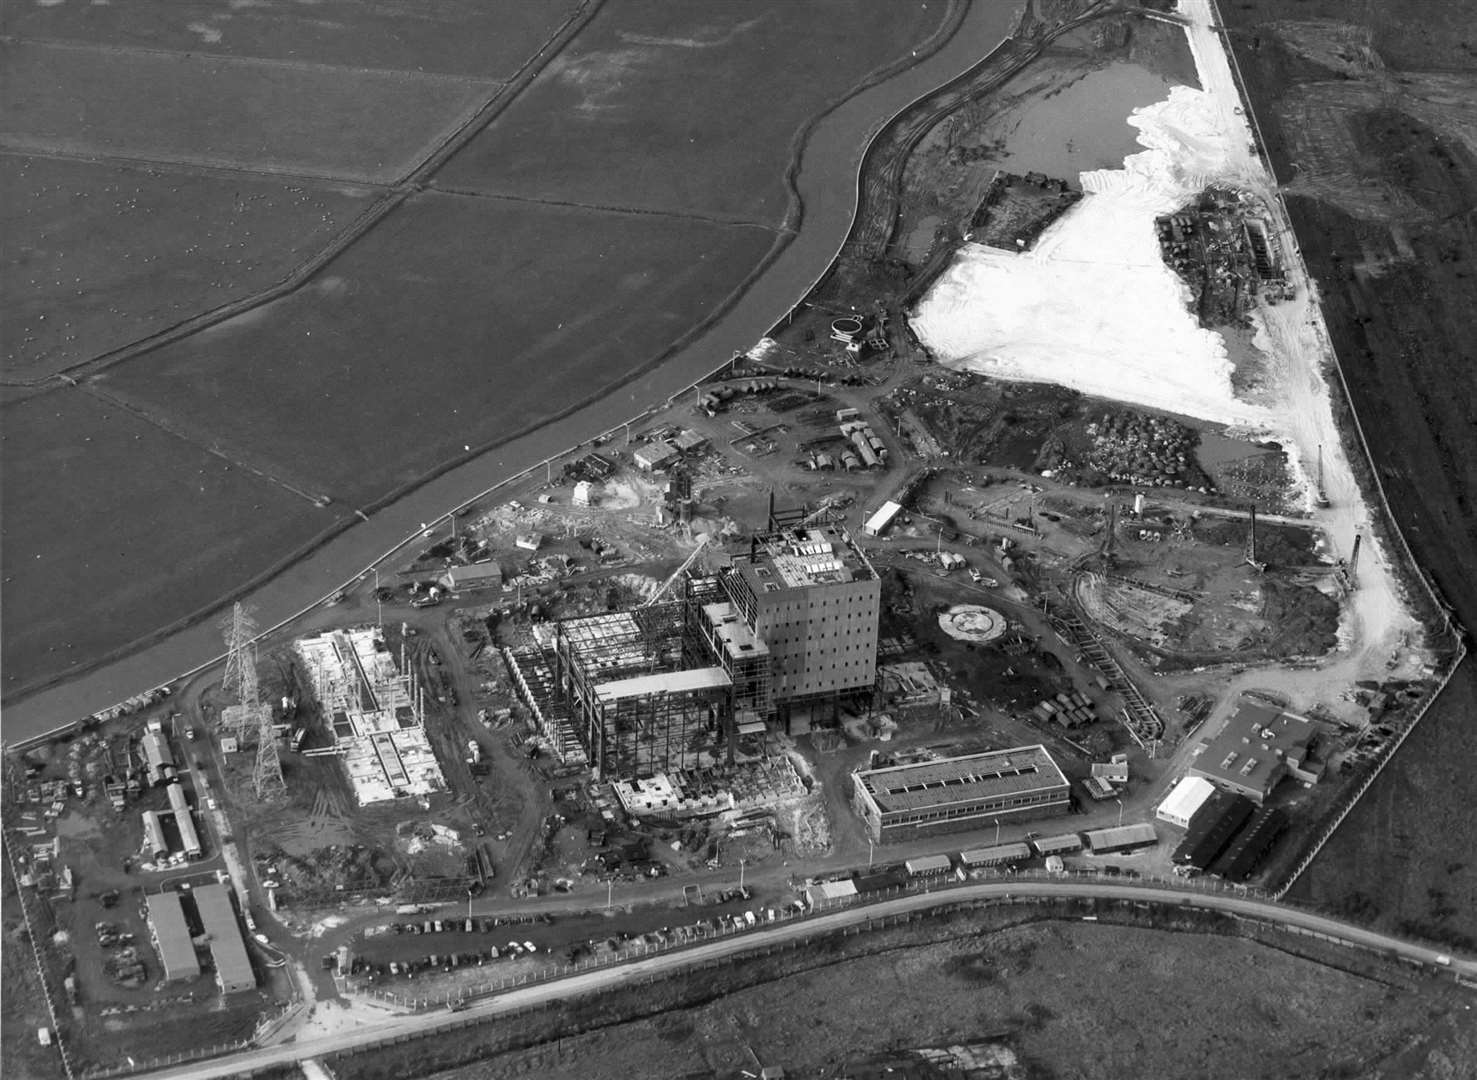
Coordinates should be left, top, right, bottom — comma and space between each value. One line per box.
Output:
3, 0, 1020, 735
133, 882, 1472, 1080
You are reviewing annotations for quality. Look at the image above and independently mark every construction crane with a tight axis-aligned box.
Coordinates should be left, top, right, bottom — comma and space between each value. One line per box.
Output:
642, 536, 710, 608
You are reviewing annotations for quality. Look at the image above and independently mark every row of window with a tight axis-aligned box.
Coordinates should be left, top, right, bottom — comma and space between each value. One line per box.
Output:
886, 790, 1067, 825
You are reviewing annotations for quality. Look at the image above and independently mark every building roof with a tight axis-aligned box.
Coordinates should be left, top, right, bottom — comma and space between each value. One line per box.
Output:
855, 745, 1068, 814
440, 562, 503, 587
732, 524, 875, 595
1192, 703, 1314, 795
904, 854, 954, 874
1157, 776, 1216, 824
702, 602, 770, 659
864, 501, 902, 534
634, 441, 678, 467
1030, 832, 1083, 855
145, 892, 200, 981
673, 429, 708, 451
193, 884, 255, 993
1083, 822, 1158, 851
959, 842, 1032, 866
142, 732, 174, 771
594, 667, 732, 704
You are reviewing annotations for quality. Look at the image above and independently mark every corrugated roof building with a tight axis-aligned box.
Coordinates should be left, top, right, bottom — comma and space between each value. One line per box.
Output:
193, 884, 255, 994
1083, 822, 1158, 854
145, 892, 200, 983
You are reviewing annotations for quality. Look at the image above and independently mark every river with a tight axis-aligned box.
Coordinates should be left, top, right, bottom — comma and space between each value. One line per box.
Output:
0, 1, 1021, 742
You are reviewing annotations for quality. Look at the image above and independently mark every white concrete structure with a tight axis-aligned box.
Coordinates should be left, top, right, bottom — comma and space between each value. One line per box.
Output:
863, 500, 902, 537
296, 627, 446, 806
1156, 775, 1217, 829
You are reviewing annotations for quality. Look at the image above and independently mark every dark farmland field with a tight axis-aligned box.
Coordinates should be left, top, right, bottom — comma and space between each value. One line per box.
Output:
0, 389, 333, 690
435, 0, 953, 223
0, 0, 579, 80
1, 40, 496, 182
1222, 2, 1477, 944
1, 155, 375, 381
96, 193, 779, 502
0, 0, 968, 701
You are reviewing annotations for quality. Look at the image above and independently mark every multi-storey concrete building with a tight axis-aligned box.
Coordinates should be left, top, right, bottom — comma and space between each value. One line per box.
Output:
718, 522, 880, 730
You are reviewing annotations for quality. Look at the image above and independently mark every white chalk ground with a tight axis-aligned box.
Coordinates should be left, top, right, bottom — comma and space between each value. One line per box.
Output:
912, 0, 1426, 724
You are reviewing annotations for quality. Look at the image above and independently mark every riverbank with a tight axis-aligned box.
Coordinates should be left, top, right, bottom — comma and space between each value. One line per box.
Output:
0, 0, 1021, 736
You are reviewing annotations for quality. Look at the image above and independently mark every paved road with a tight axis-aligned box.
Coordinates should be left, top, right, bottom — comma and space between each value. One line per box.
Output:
128, 881, 1473, 1080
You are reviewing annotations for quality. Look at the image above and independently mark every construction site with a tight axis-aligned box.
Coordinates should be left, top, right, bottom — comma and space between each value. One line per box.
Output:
5, 2, 1466, 1075
295, 627, 444, 806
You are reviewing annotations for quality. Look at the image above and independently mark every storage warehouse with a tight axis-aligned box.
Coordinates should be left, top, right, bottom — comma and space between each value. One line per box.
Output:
805, 879, 858, 910
1156, 776, 1217, 829
904, 854, 954, 877
851, 745, 1070, 843
145, 892, 200, 983
1172, 790, 1256, 871
863, 500, 903, 537
960, 842, 1032, 869
1030, 832, 1083, 857
166, 781, 202, 859
1083, 822, 1158, 855
193, 884, 256, 994
1210, 806, 1288, 882
438, 562, 503, 593
1189, 703, 1322, 804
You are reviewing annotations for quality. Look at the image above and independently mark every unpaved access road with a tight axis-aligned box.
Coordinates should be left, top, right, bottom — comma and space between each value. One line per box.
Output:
126, 880, 1473, 1080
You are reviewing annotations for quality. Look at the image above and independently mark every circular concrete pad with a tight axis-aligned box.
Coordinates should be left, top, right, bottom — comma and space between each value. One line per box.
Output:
938, 604, 1007, 643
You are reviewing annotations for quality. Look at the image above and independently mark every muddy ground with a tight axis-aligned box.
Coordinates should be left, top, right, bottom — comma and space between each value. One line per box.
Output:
1222, 4, 1477, 945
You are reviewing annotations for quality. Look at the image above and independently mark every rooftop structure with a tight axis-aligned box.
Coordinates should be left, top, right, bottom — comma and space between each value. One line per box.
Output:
1157, 775, 1217, 829
145, 892, 200, 982
553, 603, 735, 779
193, 884, 255, 994
1189, 703, 1321, 804
851, 745, 1070, 843
296, 627, 446, 805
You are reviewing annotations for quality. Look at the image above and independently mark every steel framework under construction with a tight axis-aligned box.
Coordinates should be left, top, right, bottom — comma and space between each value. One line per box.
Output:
552, 600, 736, 779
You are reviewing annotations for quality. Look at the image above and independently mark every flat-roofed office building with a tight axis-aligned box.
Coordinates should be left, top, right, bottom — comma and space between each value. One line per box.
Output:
850, 745, 1070, 843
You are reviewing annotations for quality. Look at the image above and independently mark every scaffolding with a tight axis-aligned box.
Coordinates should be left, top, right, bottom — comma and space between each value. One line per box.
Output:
553, 602, 736, 779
